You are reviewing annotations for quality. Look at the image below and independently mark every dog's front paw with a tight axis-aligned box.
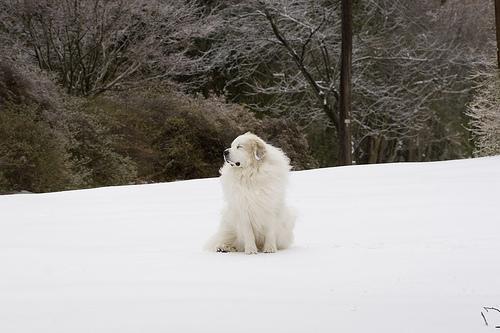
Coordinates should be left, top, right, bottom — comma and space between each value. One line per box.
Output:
245, 245, 258, 255
216, 244, 236, 253
263, 244, 277, 253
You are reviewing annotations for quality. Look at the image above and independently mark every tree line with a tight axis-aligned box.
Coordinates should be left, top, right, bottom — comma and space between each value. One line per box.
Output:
0, 0, 498, 193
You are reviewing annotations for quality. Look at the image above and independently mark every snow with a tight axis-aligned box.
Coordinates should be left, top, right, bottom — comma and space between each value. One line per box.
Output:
1, 156, 499, 332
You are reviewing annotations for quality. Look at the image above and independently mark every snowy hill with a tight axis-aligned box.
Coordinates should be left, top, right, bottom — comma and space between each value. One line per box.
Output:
1, 157, 499, 333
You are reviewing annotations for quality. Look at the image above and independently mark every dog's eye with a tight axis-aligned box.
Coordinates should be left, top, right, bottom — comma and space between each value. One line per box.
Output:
237, 145, 243, 149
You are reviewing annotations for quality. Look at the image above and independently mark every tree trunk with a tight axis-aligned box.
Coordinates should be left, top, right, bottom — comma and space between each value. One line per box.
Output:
338, 0, 353, 165
387, 140, 399, 163
368, 136, 382, 164
495, 0, 500, 69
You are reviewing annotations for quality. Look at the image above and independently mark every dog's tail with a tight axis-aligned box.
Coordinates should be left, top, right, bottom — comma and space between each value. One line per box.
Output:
277, 206, 296, 250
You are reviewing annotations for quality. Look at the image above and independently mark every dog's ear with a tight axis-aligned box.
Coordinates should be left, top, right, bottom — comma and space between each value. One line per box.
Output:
253, 140, 266, 161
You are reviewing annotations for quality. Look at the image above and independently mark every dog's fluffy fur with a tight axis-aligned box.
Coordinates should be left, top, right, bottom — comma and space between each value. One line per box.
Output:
205, 132, 295, 254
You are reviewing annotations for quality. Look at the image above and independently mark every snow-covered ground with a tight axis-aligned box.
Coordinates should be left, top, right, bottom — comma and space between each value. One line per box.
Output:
1, 157, 499, 332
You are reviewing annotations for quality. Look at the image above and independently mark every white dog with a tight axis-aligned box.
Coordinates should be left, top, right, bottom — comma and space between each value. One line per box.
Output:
206, 132, 295, 254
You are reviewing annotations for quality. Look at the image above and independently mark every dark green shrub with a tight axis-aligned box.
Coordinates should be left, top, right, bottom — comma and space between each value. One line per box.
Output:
85, 88, 318, 183
1, 55, 316, 192
0, 60, 77, 193
0, 103, 75, 193
0, 59, 137, 192
67, 110, 138, 187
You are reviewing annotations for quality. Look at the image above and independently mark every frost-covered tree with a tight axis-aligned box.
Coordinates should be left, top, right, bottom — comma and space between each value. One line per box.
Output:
467, 68, 500, 157
200, 0, 480, 164
2, 0, 219, 96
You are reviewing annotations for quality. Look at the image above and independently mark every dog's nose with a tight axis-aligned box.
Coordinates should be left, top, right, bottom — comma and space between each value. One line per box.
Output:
223, 149, 230, 157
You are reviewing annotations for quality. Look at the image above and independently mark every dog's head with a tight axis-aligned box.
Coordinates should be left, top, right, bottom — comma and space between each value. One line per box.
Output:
223, 132, 266, 168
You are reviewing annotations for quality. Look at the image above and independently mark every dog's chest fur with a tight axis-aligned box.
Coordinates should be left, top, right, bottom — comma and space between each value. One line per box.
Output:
220, 166, 285, 231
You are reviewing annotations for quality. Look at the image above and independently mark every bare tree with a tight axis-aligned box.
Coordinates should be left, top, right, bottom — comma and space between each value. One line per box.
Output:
202, 0, 483, 164
200, 1, 345, 161
466, 62, 500, 156
338, 0, 352, 165
3, 0, 219, 96
495, 0, 500, 68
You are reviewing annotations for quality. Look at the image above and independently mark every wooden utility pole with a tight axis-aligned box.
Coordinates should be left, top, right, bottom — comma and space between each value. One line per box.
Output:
338, 0, 353, 165
495, 0, 500, 68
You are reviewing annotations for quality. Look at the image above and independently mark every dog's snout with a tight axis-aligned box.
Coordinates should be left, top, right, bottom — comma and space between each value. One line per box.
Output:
223, 149, 230, 157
